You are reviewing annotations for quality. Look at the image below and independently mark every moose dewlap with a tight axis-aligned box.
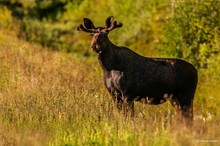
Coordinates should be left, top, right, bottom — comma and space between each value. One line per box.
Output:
77, 16, 198, 125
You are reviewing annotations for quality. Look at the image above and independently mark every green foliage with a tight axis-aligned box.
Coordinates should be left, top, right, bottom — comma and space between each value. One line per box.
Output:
0, 0, 170, 55
0, 6, 13, 29
27, 0, 71, 21
0, 0, 25, 19
18, 19, 75, 52
64, 0, 170, 49
1, 0, 220, 71
162, 0, 220, 68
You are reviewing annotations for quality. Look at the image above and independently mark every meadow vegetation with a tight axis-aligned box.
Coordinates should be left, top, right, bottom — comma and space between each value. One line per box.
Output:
0, 0, 220, 145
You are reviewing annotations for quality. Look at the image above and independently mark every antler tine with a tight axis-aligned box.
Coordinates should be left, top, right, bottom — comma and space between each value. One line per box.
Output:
105, 16, 114, 28
83, 18, 97, 29
77, 17, 101, 33
77, 24, 99, 33
106, 18, 122, 32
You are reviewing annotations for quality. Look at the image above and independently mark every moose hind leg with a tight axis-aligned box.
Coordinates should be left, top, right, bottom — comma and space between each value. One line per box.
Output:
180, 100, 194, 126
179, 90, 195, 126
169, 96, 193, 126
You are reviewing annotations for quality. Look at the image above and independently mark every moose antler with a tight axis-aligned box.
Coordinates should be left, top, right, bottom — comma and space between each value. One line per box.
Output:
83, 18, 96, 29
106, 16, 122, 32
77, 24, 99, 33
77, 18, 100, 33
77, 16, 122, 33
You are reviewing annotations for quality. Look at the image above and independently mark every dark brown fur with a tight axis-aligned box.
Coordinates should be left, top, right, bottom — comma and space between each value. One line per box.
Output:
77, 16, 198, 125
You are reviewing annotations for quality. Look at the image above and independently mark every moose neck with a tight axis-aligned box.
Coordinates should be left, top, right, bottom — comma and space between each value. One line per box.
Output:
98, 39, 117, 72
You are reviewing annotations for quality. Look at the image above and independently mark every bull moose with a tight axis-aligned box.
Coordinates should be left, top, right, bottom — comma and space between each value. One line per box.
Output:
77, 16, 198, 125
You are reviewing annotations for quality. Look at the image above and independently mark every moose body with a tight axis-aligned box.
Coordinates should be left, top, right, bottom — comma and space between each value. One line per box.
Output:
77, 16, 198, 125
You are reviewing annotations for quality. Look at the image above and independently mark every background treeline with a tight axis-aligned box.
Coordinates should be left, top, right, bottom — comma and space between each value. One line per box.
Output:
0, 0, 220, 71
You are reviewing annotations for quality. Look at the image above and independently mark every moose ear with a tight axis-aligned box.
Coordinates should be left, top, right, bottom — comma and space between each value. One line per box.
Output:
83, 18, 96, 29
105, 16, 114, 28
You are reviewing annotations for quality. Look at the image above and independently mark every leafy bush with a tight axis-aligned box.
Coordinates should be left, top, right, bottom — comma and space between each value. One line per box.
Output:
162, 0, 220, 68
18, 19, 75, 52
0, 6, 13, 29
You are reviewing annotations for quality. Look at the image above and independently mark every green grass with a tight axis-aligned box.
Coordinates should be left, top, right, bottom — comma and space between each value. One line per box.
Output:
0, 30, 220, 146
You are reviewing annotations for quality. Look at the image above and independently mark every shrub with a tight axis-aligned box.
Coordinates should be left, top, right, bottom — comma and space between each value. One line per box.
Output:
162, 0, 220, 68
0, 6, 13, 29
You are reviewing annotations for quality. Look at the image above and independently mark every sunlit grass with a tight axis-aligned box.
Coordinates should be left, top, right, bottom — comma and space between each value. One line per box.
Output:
0, 30, 220, 145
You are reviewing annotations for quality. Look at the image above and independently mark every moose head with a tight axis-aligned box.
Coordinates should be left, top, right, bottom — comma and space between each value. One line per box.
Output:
77, 16, 122, 53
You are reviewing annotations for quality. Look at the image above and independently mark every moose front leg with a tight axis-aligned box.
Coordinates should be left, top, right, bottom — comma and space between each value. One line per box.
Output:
122, 94, 135, 118
111, 90, 123, 111
111, 91, 134, 117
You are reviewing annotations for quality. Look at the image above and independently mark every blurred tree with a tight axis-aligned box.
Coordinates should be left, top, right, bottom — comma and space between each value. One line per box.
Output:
28, 0, 69, 21
0, 0, 24, 19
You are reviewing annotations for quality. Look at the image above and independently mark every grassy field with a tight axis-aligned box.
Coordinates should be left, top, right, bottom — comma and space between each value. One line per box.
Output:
0, 28, 220, 146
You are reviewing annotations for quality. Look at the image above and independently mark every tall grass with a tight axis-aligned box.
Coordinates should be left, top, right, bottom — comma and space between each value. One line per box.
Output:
0, 29, 220, 145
